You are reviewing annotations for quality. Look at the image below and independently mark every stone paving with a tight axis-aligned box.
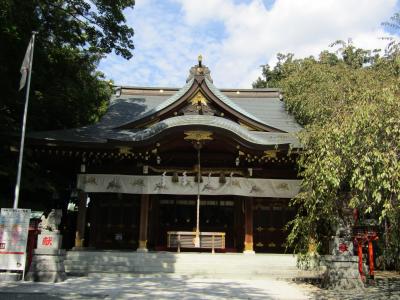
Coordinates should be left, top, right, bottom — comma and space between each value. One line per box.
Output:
0, 273, 399, 300
0, 274, 310, 300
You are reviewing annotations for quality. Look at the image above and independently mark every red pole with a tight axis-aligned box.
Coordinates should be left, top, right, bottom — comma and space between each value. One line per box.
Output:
368, 240, 374, 278
358, 240, 364, 279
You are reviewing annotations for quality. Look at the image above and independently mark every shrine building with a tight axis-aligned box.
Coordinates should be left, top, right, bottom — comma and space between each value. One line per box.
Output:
25, 57, 302, 254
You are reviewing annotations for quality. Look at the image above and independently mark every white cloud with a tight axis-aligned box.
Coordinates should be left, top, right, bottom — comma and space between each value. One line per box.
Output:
99, 0, 399, 88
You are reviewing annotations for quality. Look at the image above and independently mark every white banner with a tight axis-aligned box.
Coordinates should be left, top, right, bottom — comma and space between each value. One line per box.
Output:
77, 174, 300, 198
0, 208, 31, 271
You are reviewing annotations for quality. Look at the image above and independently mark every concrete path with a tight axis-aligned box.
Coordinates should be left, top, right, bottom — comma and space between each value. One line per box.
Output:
0, 274, 312, 300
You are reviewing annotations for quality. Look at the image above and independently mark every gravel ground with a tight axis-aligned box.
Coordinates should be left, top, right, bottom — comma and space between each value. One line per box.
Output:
301, 271, 400, 300
0, 272, 399, 300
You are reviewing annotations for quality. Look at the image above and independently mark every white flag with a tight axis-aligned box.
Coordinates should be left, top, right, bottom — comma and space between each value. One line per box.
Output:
19, 36, 34, 91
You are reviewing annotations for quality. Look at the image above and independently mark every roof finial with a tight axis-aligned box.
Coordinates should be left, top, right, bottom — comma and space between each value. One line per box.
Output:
186, 55, 212, 83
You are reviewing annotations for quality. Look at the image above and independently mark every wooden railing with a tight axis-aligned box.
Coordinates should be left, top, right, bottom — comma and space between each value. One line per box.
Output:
167, 231, 225, 253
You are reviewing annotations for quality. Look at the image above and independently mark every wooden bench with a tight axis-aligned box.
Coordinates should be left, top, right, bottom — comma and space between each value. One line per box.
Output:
167, 231, 225, 253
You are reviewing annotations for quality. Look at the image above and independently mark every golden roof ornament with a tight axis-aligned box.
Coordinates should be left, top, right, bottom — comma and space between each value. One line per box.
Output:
186, 55, 213, 83
184, 130, 213, 141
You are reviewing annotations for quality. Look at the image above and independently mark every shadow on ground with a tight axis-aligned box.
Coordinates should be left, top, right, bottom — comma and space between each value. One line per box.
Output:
302, 277, 400, 300
0, 274, 310, 300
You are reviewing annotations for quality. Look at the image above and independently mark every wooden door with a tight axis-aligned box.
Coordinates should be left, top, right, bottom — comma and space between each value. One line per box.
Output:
89, 194, 140, 249
253, 198, 295, 253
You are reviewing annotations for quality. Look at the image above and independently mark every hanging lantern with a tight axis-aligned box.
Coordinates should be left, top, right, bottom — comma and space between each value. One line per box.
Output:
235, 157, 240, 166
143, 165, 149, 174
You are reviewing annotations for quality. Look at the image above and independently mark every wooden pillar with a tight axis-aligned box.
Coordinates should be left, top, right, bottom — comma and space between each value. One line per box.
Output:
243, 197, 255, 254
234, 197, 244, 250
137, 194, 149, 252
148, 196, 159, 248
74, 191, 87, 248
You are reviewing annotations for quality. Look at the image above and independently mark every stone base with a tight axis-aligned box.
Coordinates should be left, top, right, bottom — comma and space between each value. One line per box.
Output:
25, 271, 67, 282
26, 249, 67, 282
136, 248, 148, 253
37, 233, 62, 250
71, 247, 95, 251
0, 272, 22, 282
329, 238, 353, 256
321, 255, 365, 289
243, 250, 255, 255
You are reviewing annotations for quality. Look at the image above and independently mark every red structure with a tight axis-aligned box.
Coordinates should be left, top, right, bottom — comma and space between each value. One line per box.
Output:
26, 219, 40, 271
354, 226, 379, 280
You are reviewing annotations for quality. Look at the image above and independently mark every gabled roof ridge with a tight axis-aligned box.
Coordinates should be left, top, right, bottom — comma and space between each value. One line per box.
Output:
204, 79, 276, 129
112, 77, 288, 132
113, 79, 194, 128
142, 79, 194, 114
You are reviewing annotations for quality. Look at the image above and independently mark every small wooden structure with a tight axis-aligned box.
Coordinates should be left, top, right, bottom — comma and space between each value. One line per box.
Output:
167, 231, 225, 253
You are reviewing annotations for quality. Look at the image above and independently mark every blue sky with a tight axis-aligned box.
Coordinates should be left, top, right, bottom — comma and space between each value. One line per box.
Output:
99, 0, 400, 88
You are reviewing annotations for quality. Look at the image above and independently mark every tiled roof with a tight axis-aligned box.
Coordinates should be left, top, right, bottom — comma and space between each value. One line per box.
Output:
27, 78, 302, 147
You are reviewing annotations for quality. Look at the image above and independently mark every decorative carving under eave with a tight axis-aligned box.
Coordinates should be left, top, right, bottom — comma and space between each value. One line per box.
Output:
184, 130, 213, 141
262, 150, 279, 159
178, 91, 219, 116
180, 102, 218, 116
190, 91, 208, 106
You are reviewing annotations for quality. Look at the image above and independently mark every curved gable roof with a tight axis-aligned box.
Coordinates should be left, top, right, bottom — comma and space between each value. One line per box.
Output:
114, 75, 285, 132
25, 60, 302, 149
204, 79, 266, 127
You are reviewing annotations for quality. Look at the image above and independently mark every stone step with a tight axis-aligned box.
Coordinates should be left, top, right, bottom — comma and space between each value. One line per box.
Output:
65, 254, 297, 265
66, 251, 296, 259
64, 257, 296, 263
64, 262, 299, 270
64, 251, 305, 279
65, 267, 301, 277
81, 269, 322, 280
64, 264, 298, 274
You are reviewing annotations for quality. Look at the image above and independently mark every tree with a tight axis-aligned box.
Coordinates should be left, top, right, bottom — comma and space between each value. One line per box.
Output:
382, 12, 400, 55
254, 18, 400, 268
0, 0, 135, 131
0, 0, 135, 202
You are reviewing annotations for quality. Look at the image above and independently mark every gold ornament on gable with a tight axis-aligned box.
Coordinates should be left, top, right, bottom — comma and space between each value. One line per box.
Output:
184, 130, 213, 141
189, 91, 209, 107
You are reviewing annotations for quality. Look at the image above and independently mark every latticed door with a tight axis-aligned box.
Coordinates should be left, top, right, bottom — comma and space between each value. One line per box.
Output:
253, 198, 295, 253
89, 194, 140, 249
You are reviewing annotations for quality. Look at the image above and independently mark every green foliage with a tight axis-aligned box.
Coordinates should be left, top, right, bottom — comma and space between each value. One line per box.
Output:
0, 0, 134, 131
254, 14, 400, 269
0, 0, 134, 197
382, 12, 400, 55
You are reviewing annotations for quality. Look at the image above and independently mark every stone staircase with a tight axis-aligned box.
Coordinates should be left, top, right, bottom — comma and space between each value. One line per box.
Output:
64, 251, 324, 279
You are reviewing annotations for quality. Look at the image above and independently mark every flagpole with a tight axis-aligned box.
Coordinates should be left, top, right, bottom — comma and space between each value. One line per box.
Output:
13, 32, 37, 209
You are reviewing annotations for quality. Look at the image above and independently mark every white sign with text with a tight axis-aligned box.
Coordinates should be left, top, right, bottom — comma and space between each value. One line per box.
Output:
0, 208, 31, 271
